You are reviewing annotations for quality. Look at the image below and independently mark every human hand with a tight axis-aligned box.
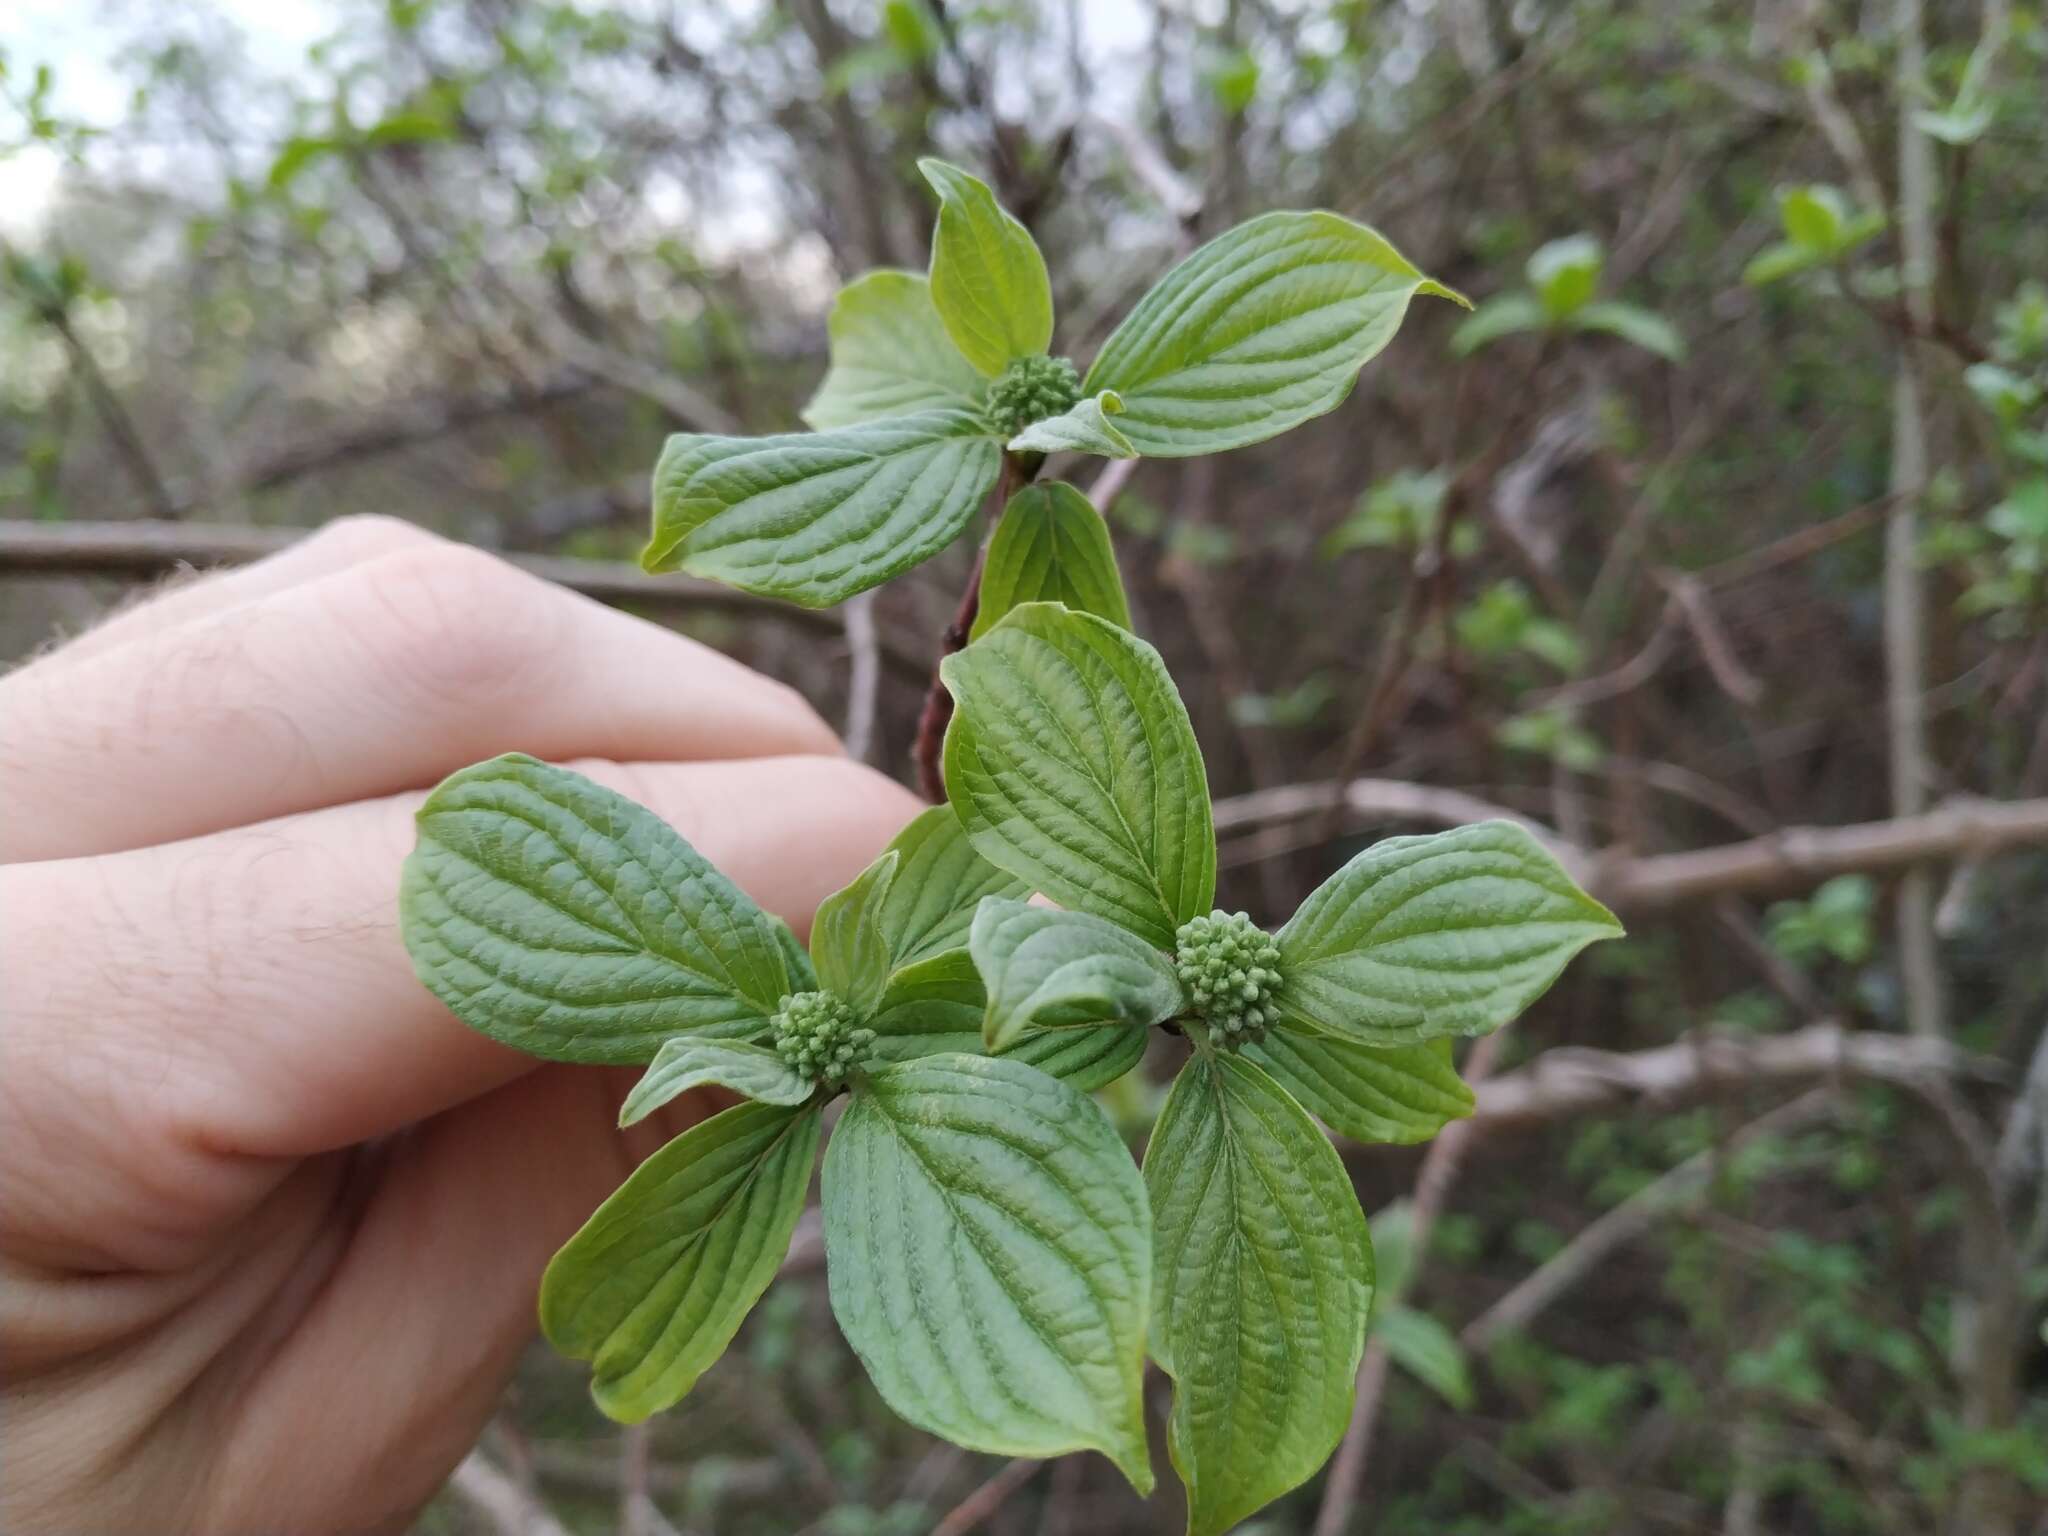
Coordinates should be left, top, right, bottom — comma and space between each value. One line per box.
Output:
0, 517, 920, 1533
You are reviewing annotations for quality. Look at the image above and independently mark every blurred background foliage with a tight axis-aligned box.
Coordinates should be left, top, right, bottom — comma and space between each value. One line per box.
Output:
3, 1, 2046, 1533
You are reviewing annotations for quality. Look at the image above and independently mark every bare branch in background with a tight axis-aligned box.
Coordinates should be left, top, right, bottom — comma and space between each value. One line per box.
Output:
841, 590, 881, 763
449, 1450, 576, 1536
1463, 1090, 1842, 1351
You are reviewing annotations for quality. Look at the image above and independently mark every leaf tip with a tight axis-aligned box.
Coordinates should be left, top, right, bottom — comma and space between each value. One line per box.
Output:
1421, 277, 1475, 310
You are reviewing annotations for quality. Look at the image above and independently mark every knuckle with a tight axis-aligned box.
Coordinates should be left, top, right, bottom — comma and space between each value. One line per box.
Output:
343, 544, 563, 706
304, 512, 439, 566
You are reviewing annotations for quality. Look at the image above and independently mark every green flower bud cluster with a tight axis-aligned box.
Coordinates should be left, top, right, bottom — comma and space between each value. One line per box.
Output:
771, 990, 875, 1089
986, 353, 1082, 434
1174, 910, 1283, 1047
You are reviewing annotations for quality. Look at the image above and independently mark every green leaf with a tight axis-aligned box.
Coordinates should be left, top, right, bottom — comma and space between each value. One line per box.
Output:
619, 1039, 815, 1125
971, 481, 1133, 640
1780, 185, 1850, 250
541, 1101, 820, 1421
969, 898, 1184, 1051
1145, 1051, 1372, 1536
823, 1054, 1154, 1490
871, 805, 1031, 974
919, 158, 1055, 377
1007, 391, 1137, 459
1570, 301, 1686, 362
1449, 291, 1549, 356
802, 270, 988, 429
768, 913, 818, 992
868, 949, 1147, 1091
1526, 233, 1603, 319
642, 409, 1002, 607
1374, 1304, 1474, 1409
942, 602, 1215, 948
808, 851, 899, 1015
1083, 210, 1464, 456
400, 755, 789, 1064
1239, 1034, 1473, 1145
1274, 820, 1622, 1046
1742, 240, 1824, 288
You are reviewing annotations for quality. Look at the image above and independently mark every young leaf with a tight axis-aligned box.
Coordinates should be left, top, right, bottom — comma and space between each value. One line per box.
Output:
919, 158, 1055, 377
971, 481, 1133, 640
619, 1038, 815, 1125
823, 1054, 1154, 1491
1742, 240, 1826, 288
1274, 820, 1622, 1047
808, 850, 899, 1015
969, 897, 1184, 1052
1083, 210, 1464, 456
803, 269, 988, 429
1449, 292, 1549, 356
1145, 1051, 1372, 1536
767, 913, 818, 992
1239, 1033, 1473, 1145
1373, 1304, 1474, 1410
1526, 234, 1603, 319
1569, 301, 1686, 362
868, 949, 1147, 1091
400, 754, 789, 1064
1007, 391, 1137, 458
1780, 184, 1850, 251
870, 805, 1031, 973
540, 1101, 820, 1421
643, 408, 1001, 607
942, 602, 1215, 949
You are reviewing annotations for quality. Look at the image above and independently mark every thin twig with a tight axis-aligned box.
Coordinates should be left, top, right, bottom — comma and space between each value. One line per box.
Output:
929, 1457, 1042, 1536
842, 590, 881, 763
449, 1450, 576, 1536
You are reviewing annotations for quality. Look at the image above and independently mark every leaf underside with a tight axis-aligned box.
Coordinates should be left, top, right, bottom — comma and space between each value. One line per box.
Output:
1084, 209, 1461, 457
399, 754, 788, 1064
803, 269, 988, 429
1145, 1051, 1373, 1536
823, 1054, 1155, 1491
644, 408, 1001, 607
541, 1100, 820, 1421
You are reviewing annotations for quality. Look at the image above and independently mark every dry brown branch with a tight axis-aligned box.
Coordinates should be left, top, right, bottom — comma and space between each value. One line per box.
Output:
1593, 798, 2048, 911
1468, 1022, 1992, 1131
1210, 777, 2048, 913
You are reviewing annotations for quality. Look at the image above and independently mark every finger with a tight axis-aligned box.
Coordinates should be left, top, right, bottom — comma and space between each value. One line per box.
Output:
0, 754, 920, 1271
197, 1066, 721, 1533
0, 538, 839, 862
42, 514, 439, 670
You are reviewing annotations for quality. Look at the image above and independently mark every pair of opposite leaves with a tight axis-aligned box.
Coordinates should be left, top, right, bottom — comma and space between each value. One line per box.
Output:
641, 157, 1468, 607
400, 600, 1620, 1536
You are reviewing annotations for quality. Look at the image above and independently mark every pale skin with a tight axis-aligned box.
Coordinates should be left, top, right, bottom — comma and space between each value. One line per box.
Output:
0, 516, 922, 1534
